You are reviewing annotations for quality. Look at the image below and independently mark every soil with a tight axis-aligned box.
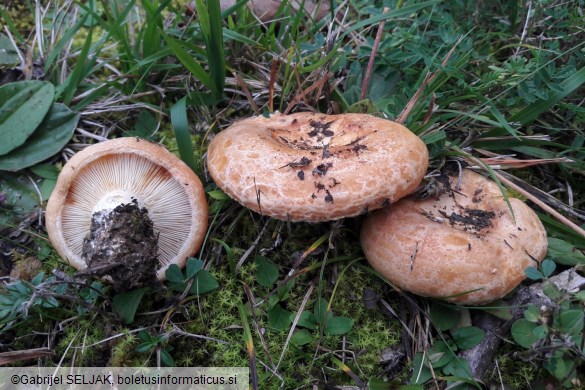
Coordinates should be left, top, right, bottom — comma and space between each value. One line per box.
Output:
81, 200, 159, 292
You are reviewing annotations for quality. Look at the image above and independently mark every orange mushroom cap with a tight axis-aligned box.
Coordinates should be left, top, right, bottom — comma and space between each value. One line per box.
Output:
206, 112, 429, 222
360, 169, 548, 305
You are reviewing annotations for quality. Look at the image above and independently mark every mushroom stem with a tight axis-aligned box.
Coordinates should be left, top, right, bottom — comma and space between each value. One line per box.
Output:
81, 199, 159, 292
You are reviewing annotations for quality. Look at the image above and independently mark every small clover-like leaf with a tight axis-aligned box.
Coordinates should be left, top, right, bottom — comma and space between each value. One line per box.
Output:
540, 259, 556, 278
524, 266, 544, 281
185, 258, 204, 279
292, 311, 318, 330
429, 302, 460, 331
165, 264, 185, 283
511, 318, 545, 348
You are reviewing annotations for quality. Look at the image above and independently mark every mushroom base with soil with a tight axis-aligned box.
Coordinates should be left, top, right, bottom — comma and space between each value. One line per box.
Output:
80, 199, 159, 292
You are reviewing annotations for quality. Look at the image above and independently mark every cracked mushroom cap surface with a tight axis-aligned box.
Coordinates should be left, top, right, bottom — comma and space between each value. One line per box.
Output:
206, 112, 429, 222
360, 169, 548, 305
45, 137, 208, 280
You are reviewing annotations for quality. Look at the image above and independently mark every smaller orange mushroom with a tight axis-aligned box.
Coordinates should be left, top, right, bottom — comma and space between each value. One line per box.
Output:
360, 169, 548, 305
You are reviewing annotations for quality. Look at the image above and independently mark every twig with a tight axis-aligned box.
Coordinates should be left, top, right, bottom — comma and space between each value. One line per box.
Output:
360, 7, 389, 101
235, 73, 260, 115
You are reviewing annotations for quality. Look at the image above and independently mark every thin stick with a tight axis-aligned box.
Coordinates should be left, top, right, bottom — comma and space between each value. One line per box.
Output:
360, 7, 389, 100
235, 73, 260, 115
492, 170, 585, 239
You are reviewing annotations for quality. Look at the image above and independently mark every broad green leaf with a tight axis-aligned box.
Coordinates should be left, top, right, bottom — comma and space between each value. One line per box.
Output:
268, 304, 292, 330
410, 352, 432, 385
290, 329, 312, 346
324, 316, 354, 335
511, 318, 545, 348
0, 81, 54, 155
429, 302, 460, 331
112, 287, 148, 324
451, 326, 485, 350
0, 103, 79, 171
29, 163, 59, 179
547, 237, 585, 266
442, 357, 473, 379
558, 310, 584, 336
255, 256, 279, 287
160, 349, 175, 367
189, 270, 219, 295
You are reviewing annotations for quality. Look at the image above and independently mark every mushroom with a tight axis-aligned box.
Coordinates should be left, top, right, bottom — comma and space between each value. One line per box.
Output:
45, 138, 208, 285
360, 169, 548, 305
206, 112, 429, 222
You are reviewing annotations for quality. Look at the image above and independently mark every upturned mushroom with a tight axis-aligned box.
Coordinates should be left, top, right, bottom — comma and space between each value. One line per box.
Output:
360, 169, 548, 305
206, 112, 429, 222
45, 138, 208, 288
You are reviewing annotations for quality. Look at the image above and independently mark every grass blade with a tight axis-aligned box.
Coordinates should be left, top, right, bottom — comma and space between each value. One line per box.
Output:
170, 97, 198, 174
163, 32, 212, 89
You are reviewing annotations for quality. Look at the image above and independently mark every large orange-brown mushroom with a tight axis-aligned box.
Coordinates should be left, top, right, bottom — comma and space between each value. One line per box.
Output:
360, 169, 548, 305
206, 112, 429, 222
45, 138, 208, 284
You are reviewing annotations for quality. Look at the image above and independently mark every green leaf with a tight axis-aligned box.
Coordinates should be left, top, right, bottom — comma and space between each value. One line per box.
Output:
524, 266, 543, 281
268, 304, 292, 331
547, 237, 585, 266
558, 310, 584, 335
451, 326, 485, 350
314, 298, 333, 325
511, 318, 545, 348
540, 259, 556, 278
324, 316, 354, 335
292, 311, 318, 330
207, 189, 231, 200
0, 33, 20, 67
255, 256, 279, 287
189, 270, 219, 295
410, 352, 432, 385
170, 97, 198, 174
163, 33, 212, 88
0, 81, 54, 155
29, 163, 59, 179
429, 302, 460, 331
290, 329, 312, 346
160, 349, 175, 367
112, 287, 148, 324
165, 264, 185, 283
542, 282, 562, 301
427, 340, 456, 368
523, 305, 540, 323
442, 357, 473, 380
544, 354, 577, 387
0, 103, 79, 171
185, 258, 204, 279
511, 66, 585, 125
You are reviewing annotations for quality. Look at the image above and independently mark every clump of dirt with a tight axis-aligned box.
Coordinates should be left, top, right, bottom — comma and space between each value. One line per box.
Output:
439, 207, 496, 234
81, 199, 159, 292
